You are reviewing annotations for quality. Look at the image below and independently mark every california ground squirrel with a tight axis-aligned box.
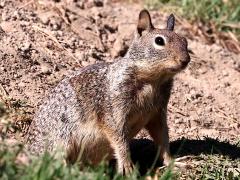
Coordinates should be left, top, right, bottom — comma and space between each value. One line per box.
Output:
27, 9, 190, 174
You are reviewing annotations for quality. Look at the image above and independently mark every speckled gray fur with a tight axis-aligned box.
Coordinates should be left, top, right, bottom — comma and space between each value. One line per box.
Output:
26, 9, 190, 174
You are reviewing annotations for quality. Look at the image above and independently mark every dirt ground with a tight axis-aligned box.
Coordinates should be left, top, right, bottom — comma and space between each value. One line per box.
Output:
0, 0, 239, 176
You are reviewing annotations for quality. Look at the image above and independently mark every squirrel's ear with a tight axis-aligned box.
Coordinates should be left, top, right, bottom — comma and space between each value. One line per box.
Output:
166, 14, 175, 31
137, 9, 153, 36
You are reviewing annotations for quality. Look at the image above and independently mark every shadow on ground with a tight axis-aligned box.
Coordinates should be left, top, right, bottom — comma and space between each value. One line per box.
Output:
130, 138, 240, 174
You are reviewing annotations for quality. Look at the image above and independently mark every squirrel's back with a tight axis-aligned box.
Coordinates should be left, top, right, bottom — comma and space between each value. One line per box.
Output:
27, 63, 110, 158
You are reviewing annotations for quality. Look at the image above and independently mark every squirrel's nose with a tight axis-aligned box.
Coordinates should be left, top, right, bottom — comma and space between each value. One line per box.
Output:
180, 53, 190, 68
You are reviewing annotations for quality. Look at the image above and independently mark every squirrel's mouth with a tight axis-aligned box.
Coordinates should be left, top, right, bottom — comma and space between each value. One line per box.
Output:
166, 65, 183, 73
167, 63, 189, 73
166, 56, 190, 73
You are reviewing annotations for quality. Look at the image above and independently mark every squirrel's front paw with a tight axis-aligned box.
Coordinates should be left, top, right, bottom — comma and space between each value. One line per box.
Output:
162, 155, 193, 170
118, 160, 134, 175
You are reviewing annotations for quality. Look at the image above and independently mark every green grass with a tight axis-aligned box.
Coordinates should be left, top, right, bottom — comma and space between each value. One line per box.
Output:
145, 0, 240, 53
1, 140, 239, 180
145, 0, 240, 32
189, 154, 240, 180
0, 141, 177, 180
0, 142, 126, 180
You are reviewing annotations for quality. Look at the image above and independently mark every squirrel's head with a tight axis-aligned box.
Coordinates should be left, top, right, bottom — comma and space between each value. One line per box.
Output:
127, 9, 190, 82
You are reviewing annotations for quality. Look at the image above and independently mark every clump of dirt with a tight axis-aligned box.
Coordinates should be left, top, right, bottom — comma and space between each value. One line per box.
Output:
0, 0, 239, 175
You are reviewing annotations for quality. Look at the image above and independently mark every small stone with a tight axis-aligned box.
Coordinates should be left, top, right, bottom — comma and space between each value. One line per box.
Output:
52, 24, 59, 31
76, 1, 84, 9
206, 94, 213, 99
0, 0, 6, 8
206, 107, 212, 112
175, 118, 183, 124
0, 66, 5, 72
21, 21, 30, 27
46, 41, 54, 49
38, 11, 56, 25
189, 89, 196, 99
94, 0, 103, 7
1, 11, 9, 21
199, 68, 207, 74
53, 64, 60, 71
40, 15, 50, 25
69, 36, 77, 47
224, 82, 231, 87
234, 61, 240, 72
50, 19, 61, 31
12, 10, 19, 20
20, 42, 31, 52
70, 36, 77, 43
40, 62, 52, 74
222, 70, 229, 77
189, 89, 203, 100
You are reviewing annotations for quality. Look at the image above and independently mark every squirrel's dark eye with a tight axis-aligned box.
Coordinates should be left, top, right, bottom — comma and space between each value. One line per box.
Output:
155, 36, 165, 46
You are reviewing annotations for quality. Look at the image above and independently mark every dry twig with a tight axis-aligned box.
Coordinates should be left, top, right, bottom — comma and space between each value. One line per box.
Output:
32, 25, 80, 63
